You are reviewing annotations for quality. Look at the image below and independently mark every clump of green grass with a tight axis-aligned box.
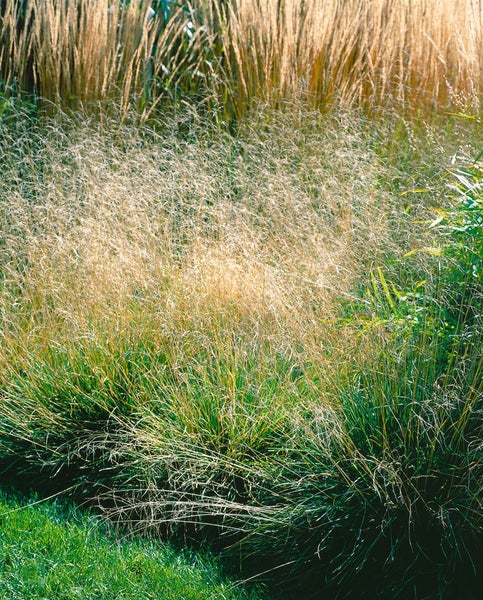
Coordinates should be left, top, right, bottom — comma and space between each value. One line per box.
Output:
0, 489, 263, 599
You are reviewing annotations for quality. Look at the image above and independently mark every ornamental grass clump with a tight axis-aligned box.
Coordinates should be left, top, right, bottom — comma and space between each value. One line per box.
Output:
0, 106, 481, 598
217, 0, 482, 118
0, 105, 395, 493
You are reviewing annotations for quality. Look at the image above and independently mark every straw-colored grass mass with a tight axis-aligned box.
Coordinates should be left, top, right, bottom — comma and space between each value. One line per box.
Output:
219, 0, 482, 116
1, 0, 481, 117
0, 106, 399, 343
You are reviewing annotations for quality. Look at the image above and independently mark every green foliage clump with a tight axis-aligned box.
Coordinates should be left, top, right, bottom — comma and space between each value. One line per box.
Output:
235, 156, 482, 599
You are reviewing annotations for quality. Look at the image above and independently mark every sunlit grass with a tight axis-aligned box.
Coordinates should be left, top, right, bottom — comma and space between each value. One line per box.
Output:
1, 0, 481, 596
0, 489, 262, 599
1, 0, 481, 119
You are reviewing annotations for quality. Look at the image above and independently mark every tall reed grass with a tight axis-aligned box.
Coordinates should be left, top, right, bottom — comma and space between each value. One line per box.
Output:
1, 0, 481, 118
0, 0, 214, 117
217, 0, 482, 117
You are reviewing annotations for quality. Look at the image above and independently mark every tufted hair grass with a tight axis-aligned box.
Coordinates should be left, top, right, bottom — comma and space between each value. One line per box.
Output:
0, 104, 481, 598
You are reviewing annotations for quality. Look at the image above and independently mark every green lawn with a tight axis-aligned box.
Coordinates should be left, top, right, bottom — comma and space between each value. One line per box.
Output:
0, 490, 262, 600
